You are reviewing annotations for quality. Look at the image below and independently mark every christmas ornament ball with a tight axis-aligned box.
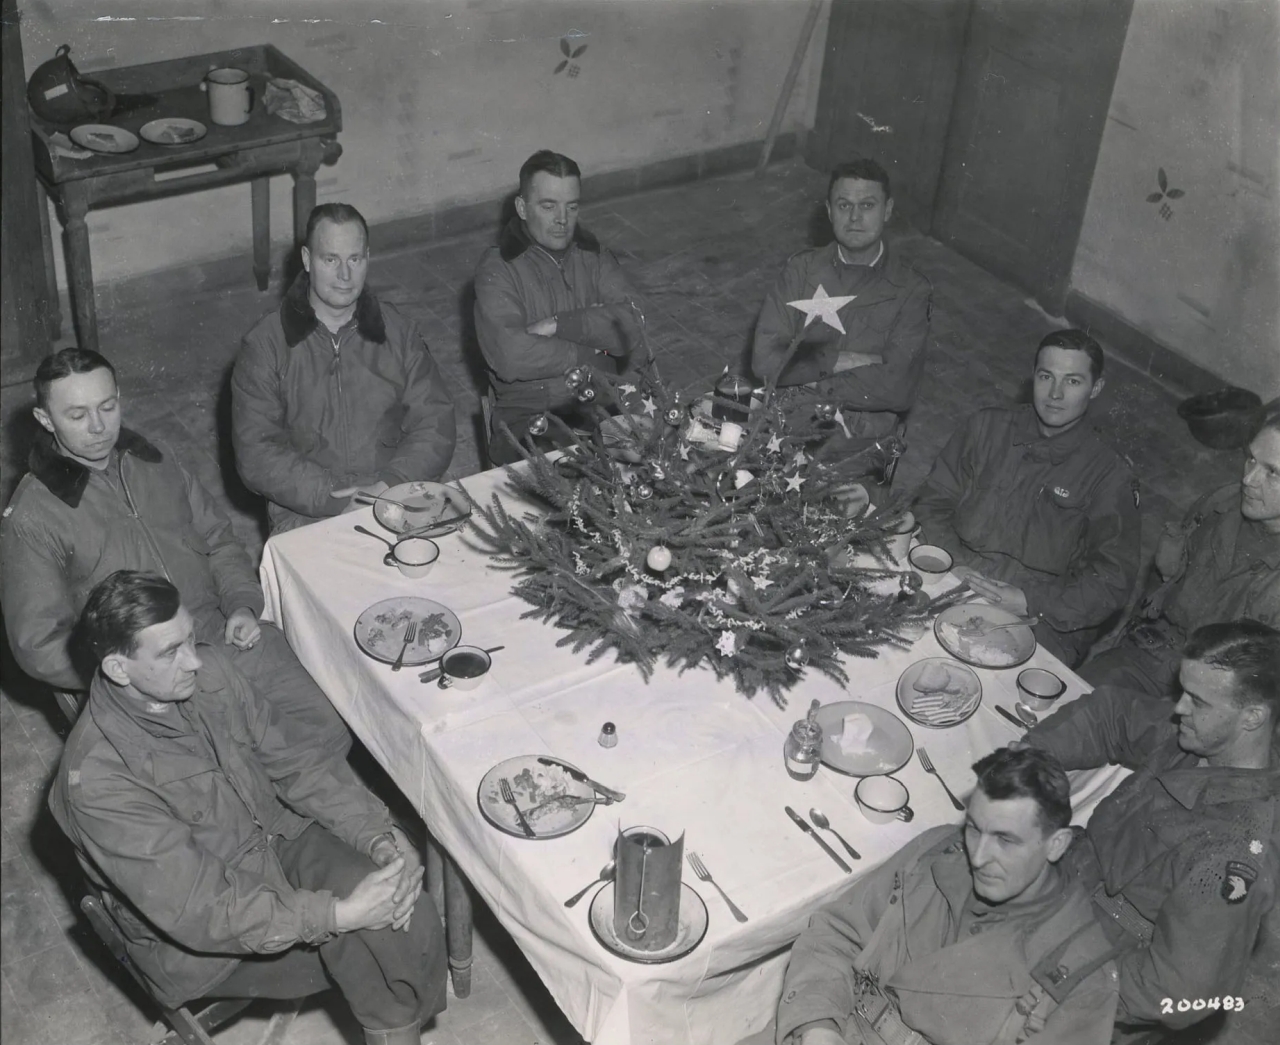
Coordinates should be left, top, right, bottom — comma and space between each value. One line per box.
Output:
635, 482, 654, 500
815, 403, 837, 422
564, 366, 588, 391
784, 643, 810, 670
526, 414, 549, 437
664, 406, 683, 426
645, 545, 672, 571
577, 386, 597, 403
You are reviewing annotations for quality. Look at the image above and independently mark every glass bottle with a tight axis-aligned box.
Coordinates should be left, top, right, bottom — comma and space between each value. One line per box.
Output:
784, 699, 823, 781
712, 370, 753, 422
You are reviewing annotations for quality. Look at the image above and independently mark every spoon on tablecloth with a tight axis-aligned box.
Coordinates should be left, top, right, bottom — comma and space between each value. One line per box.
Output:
809, 809, 861, 860
354, 524, 395, 549
564, 861, 616, 908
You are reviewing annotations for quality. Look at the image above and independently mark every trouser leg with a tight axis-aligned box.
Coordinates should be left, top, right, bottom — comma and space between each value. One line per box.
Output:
1077, 640, 1178, 695
231, 622, 352, 756
202, 941, 331, 1001
275, 824, 447, 1031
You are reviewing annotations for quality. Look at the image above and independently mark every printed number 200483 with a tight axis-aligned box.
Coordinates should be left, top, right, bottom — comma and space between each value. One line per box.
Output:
1160, 997, 1245, 1014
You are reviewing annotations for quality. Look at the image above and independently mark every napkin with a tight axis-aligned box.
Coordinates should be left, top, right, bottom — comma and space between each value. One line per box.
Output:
265, 77, 326, 124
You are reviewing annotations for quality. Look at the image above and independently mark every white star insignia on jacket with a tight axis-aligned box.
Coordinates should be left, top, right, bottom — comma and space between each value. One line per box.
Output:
787, 284, 857, 335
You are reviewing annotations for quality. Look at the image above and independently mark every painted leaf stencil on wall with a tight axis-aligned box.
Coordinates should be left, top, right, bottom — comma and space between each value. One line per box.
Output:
555, 35, 588, 77
1147, 167, 1185, 220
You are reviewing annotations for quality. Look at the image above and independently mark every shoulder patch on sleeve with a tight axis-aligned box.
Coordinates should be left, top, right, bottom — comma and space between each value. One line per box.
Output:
1222, 860, 1258, 904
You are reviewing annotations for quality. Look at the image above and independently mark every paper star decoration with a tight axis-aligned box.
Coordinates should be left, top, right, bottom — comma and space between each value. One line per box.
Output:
678, 443, 691, 461
787, 284, 857, 334
619, 383, 637, 396
785, 473, 806, 493
753, 575, 774, 590
766, 433, 784, 454
716, 630, 737, 656
792, 449, 808, 468
641, 396, 657, 417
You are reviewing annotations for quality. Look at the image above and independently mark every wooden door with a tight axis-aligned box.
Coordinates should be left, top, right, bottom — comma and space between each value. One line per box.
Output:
808, 0, 972, 230
932, 0, 1132, 312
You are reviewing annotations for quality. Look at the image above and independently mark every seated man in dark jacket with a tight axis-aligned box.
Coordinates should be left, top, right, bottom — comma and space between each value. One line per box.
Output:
750, 159, 931, 442
233, 203, 457, 533
1024, 620, 1279, 1041
474, 150, 643, 464
0, 348, 349, 754
1082, 398, 1280, 693
912, 329, 1140, 667
744, 748, 1118, 1045
49, 572, 445, 1045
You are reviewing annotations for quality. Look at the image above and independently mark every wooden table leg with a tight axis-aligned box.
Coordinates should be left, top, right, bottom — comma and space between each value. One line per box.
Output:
35, 179, 62, 340
291, 138, 326, 247
59, 182, 96, 351
442, 855, 473, 998
250, 176, 270, 291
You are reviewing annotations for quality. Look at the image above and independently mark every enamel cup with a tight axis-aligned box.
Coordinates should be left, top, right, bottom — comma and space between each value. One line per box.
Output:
205, 68, 252, 126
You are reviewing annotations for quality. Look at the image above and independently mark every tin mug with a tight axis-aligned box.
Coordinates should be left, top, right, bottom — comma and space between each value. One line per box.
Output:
204, 68, 253, 126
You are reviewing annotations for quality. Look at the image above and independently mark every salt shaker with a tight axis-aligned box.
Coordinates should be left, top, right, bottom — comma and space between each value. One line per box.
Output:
598, 721, 618, 748
783, 699, 823, 781
711, 370, 753, 423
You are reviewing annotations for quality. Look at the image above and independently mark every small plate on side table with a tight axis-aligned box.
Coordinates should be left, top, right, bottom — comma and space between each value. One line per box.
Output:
69, 124, 139, 153
139, 118, 208, 145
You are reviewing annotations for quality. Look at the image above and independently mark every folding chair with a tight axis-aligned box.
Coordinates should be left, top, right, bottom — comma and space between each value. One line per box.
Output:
80, 893, 300, 1045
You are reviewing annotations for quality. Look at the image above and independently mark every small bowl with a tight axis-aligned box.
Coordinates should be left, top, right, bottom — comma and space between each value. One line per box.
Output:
385, 536, 440, 579
856, 775, 910, 825
1016, 667, 1066, 713
439, 645, 492, 691
908, 544, 953, 576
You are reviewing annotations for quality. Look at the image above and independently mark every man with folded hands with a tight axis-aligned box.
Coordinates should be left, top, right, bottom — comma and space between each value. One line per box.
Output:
49, 571, 446, 1045
233, 202, 457, 534
475, 149, 644, 464
912, 329, 1140, 668
0, 348, 349, 754
751, 747, 1120, 1045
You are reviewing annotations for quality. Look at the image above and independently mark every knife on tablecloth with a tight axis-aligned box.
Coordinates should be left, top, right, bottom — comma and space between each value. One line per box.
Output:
785, 806, 851, 872
995, 705, 1029, 731
536, 757, 626, 803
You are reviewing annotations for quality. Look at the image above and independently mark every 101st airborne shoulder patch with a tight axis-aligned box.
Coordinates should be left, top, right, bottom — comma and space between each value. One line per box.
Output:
1222, 861, 1258, 904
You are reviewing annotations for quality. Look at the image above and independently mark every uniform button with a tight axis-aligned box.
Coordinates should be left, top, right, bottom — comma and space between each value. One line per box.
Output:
969, 925, 982, 935
191, 811, 203, 822
784, 990, 797, 1002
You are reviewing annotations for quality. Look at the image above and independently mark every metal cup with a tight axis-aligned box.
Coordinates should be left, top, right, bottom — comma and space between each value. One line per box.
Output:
205, 67, 253, 126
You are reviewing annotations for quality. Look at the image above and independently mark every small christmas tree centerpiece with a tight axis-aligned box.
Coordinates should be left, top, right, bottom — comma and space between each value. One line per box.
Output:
467, 288, 963, 704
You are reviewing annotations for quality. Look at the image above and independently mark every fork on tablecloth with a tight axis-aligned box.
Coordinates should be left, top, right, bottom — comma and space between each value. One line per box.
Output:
499, 778, 536, 838
918, 748, 965, 811
686, 851, 748, 922
390, 621, 418, 672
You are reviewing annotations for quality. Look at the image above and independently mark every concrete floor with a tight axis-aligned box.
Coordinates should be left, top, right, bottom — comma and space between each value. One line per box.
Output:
1, 160, 1274, 1044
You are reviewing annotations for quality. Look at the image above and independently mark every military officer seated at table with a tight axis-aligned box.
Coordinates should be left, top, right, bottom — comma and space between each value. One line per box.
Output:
1024, 619, 1279, 1041
474, 149, 644, 465
745, 747, 1119, 1045
0, 347, 349, 755
750, 158, 932, 441
1081, 397, 1280, 694
49, 571, 446, 1045
911, 329, 1140, 668
233, 202, 457, 534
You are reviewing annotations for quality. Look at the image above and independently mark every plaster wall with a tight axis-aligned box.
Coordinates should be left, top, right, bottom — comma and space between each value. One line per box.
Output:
21, 0, 829, 288
1070, 0, 1280, 397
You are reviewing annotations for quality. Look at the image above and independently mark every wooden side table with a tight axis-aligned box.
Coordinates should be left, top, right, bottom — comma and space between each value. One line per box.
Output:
30, 44, 343, 350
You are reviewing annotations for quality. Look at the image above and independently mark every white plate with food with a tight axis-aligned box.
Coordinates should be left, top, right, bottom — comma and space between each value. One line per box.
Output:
353, 596, 460, 666
934, 604, 1036, 668
814, 700, 914, 776
477, 755, 598, 839
374, 481, 471, 537
598, 414, 655, 463
896, 658, 983, 728
69, 124, 139, 153
139, 117, 207, 145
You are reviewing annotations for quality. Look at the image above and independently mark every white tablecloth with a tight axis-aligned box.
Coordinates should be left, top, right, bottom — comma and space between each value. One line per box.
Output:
259, 465, 1128, 1045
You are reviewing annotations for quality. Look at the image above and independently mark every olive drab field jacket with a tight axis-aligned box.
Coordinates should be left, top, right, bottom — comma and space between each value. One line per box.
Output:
48, 646, 395, 1008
